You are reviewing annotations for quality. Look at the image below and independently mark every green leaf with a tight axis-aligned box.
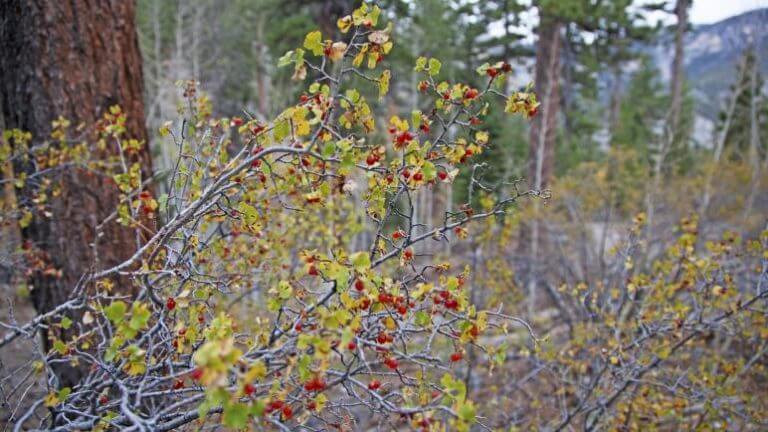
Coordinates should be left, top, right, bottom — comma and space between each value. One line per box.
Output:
129, 302, 151, 331
428, 58, 441, 76
457, 401, 476, 422
415, 57, 427, 72
104, 301, 127, 324
223, 402, 249, 429
303, 31, 324, 56
378, 70, 391, 100
278, 50, 294, 67
421, 161, 436, 182
350, 252, 370, 272
321, 141, 336, 158
415, 310, 431, 327
60, 316, 72, 330
277, 280, 293, 300
273, 119, 290, 142
53, 340, 68, 355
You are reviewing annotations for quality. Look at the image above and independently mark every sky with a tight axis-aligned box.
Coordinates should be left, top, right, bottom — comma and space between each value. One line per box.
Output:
689, 0, 768, 24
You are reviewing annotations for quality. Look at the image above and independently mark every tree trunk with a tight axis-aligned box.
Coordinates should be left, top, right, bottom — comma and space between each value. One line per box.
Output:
0, 0, 152, 386
645, 0, 688, 236
528, 16, 562, 192
668, 0, 689, 138
524, 14, 562, 313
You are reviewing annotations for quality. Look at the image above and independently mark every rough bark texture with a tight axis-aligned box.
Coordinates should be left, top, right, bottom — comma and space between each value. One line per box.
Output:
0, 0, 152, 386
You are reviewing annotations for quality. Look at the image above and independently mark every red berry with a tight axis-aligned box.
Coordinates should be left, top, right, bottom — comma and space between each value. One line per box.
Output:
463, 88, 479, 99
438, 171, 448, 181
486, 68, 498, 78
412, 172, 423, 182
308, 265, 319, 276
294, 322, 303, 332
366, 154, 377, 166
377, 332, 389, 344
282, 405, 293, 419
98, 394, 108, 405
397, 305, 407, 315
469, 325, 479, 338
190, 368, 203, 381
348, 341, 357, 351
244, 383, 256, 395
173, 379, 185, 390
384, 357, 399, 370
445, 299, 459, 310
166, 297, 176, 311
450, 352, 463, 362
355, 279, 365, 291
368, 379, 382, 390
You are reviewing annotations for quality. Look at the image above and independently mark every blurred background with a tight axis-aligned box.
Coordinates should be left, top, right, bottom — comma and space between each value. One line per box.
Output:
135, 0, 768, 285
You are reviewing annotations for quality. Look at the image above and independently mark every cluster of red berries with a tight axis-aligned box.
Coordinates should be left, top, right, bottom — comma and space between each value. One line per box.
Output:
432, 289, 459, 310
402, 248, 414, 261
486, 62, 512, 79
138, 190, 155, 215
265, 400, 293, 419
376, 331, 394, 344
463, 88, 479, 100
366, 152, 381, 166
303, 376, 326, 392
383, 357, 399, 370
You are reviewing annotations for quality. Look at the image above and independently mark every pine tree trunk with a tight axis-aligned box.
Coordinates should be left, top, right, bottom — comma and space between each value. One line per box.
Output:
0, 0, 152, 386
528, 16, 562, 191
524, 14, 562, 313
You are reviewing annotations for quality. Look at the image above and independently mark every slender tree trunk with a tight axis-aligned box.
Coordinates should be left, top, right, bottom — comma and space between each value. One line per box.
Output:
0, 0, 152, 386
525, 14, 562, 314
742, 50, 763, 222
699, 71, 745, 220
528, 16, 562, 192
645, 0, 688, 233
668, 0, 688, 137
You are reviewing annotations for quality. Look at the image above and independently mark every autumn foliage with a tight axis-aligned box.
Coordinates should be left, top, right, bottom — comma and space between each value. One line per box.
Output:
1, 3, 766, 432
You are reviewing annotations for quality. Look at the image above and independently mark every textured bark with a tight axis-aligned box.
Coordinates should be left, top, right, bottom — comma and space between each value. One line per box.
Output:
0, 0, 152, 386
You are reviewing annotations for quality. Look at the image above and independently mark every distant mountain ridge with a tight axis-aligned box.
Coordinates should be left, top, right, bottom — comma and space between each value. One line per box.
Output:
649, 7, 768, 141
